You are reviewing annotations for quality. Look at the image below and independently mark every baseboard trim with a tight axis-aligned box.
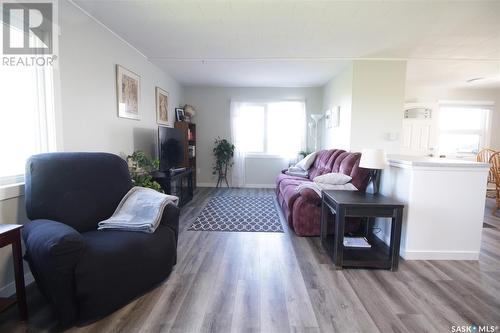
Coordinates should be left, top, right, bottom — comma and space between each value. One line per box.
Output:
197, 182, 217, 187
401, 250, 479, 260
197, 183, 275, 189
0, 272, 34, 298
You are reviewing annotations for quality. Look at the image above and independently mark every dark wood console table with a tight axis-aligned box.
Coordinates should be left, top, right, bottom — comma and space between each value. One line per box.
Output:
320, 190, 404, 271
153, 169, 193, 207
0, 224, 28, 320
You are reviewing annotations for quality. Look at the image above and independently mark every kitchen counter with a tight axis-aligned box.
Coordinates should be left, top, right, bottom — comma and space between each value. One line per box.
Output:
387, 154, 490, 168
379, 155, 489, 260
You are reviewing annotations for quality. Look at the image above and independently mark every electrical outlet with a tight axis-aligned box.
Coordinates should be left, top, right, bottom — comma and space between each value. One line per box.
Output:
197, 168, 201, 175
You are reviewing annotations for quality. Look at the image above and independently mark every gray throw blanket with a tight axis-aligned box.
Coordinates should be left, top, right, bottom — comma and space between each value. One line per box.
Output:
98, 187, 179, 233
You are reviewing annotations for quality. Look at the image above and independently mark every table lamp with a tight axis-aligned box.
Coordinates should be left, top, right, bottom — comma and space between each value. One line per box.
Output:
359, 149, 387, 194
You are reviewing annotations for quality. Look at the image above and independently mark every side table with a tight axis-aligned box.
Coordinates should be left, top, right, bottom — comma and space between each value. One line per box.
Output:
0, 224, 28, 320
320, 190, 404, 271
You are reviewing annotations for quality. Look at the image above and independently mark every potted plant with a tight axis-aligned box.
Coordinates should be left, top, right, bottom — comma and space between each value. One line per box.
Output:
127, 151, 163, 193
212, 137, 235, 188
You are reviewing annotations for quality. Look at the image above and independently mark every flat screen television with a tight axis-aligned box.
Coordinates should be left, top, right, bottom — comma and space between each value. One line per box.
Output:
158, 126, 184, 171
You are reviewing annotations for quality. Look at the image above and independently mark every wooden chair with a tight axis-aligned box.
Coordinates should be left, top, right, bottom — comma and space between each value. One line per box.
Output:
490, 151, 500, 215
477, 148, 497, 198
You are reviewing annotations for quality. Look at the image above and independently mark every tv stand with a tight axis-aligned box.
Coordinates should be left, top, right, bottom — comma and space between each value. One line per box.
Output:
152, 169, 193, 208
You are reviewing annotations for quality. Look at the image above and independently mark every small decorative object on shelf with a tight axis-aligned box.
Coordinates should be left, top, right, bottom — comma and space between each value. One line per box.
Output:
175, 108, 185, 122
175, 121, 197, 187
184, 104, 196, 123
212, 137, 235, 188
188, 145, 196, 158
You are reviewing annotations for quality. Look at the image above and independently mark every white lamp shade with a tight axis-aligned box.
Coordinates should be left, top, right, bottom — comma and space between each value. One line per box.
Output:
310, 114, 323, 122
359, 149, 387, 169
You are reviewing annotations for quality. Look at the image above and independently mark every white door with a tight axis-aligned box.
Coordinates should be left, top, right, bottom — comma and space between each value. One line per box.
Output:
401, 119, 432, 155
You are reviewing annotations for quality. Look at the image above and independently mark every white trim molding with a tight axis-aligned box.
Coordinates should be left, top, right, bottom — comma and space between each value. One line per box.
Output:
401, 250, 479, 261
0, 183, 25, 201
67, 0, 148, 60
0, 272, 34, 298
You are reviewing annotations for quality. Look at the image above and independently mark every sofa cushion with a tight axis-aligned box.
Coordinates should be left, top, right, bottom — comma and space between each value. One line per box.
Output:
276, 173, 309, 187
308, 150, 338, 179
295, 151, 317, 170
75, 226, 176, 323
278, 177, 311, 210
25, 153, 133, 233
313, 172, 352, 185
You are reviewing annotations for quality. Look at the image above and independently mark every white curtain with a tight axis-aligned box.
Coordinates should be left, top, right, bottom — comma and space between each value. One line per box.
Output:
230, 101, 247, 187
230, 100, 307, 187
0, 18, 57, 186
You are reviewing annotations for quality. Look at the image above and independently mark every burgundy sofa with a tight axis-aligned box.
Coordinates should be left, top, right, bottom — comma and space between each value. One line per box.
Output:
276, 149, 371, 236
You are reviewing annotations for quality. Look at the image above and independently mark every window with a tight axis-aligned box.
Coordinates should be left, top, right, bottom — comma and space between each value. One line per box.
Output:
0, 28, 56, 186
438, 104, 491, 156
234, 101, 306, 157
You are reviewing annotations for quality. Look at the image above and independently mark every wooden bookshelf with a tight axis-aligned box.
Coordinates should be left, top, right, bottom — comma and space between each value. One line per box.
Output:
174, 121, 196, 188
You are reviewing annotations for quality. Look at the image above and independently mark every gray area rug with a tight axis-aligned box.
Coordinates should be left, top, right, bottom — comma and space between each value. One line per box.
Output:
188, 196, 284, 232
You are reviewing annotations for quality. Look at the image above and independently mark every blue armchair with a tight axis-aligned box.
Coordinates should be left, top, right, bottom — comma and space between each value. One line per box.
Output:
23, 152, 179, 326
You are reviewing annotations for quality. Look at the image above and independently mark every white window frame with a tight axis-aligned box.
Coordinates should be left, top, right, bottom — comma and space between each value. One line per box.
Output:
241, 100, 306, 158
437, 101, 493, 158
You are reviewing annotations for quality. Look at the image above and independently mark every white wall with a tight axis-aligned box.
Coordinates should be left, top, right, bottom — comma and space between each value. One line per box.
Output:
183, 86, 323, 186
322, 60, 407, 153
322, 65, 353, 150
350, 60, 407, 153
0, 1, 184, 295
59, 1, 184, 157
405, 85, 500, 150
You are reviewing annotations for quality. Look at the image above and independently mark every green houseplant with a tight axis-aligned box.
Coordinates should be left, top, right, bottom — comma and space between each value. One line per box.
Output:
212, 137, 235, 187
298, 150, 313, 158
127, 150, 163, 193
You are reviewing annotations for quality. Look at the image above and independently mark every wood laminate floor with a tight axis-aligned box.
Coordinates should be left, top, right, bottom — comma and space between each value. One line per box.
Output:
1, 188, 499, 333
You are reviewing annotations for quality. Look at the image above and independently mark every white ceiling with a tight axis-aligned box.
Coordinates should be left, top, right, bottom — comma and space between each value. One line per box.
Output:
73, 0, 500, 87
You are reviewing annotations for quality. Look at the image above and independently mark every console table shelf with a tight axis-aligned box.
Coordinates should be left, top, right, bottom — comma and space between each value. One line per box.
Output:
320, 190, 404, 271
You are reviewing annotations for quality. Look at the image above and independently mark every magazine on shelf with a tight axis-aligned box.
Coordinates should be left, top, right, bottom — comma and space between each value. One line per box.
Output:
343, 237, 371, 248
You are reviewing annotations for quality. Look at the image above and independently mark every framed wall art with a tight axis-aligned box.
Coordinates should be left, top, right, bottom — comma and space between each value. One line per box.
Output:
116, 65, 140, 120
156, 87, 169, 125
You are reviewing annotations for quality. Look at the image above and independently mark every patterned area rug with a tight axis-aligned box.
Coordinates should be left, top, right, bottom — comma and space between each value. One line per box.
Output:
188, 196, 284, 232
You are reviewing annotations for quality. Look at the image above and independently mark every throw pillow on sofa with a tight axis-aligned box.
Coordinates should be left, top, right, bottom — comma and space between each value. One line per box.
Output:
295, 152, 317, 171
313, 172, 352, 185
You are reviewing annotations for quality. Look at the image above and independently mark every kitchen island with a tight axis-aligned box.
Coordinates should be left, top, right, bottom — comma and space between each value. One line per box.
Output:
378, 155, 490, 260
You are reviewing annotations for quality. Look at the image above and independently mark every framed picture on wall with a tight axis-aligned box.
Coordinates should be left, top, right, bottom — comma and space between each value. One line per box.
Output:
325, 109, 332, 129
175, 108, 185, 121
156, 87, 169, 125
116, 65, 140, 120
